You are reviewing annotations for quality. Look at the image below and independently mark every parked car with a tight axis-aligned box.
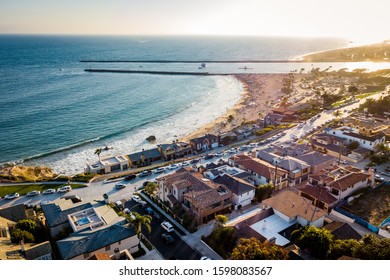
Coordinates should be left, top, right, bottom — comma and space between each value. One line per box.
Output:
189, 159, 200, 164
115, 200, 124, 210
214, 152, 224, 157
4, 193, 19, 200
161, 221, 174, 232
161, 233, 174, 244
180, 161, 189, 166
26, 190, 41, 197
139, 201, 148, 208
168, 164, 179, 170
200, 256, 212, 260
42, 189, 56, 195
154, 167, 166, 173
131, 195, 141, 203
124, 174, 137, 181
139, 170, 152, 177
57, 185, 72, 193
115, 183, 126, 189
203, 153, 214, 160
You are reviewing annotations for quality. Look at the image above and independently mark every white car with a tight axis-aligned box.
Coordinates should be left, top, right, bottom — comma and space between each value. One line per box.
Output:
180, 161, 189, 166
200, 256, 212, 260
4, 193, 19, 200
168, 164, 179, 170
161, 221, 174, 232
214, 152, 224, 157
26, 190, 41, 197
115, 183, 126, 189
154, 167, 165, 173
57, 185, 72, 193
42, 189, 56, 195
131, 195, 142, 203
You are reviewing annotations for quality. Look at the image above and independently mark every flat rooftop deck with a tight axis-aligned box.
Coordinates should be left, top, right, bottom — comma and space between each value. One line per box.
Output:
250, 213, 296, 246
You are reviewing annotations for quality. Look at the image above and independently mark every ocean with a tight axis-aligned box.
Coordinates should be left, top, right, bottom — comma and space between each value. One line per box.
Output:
0, 35, 352, 175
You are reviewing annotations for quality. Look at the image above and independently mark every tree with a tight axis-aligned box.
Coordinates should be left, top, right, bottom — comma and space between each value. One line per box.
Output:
329, 239, 360, 259
256, 183, 273, 202
126, 212, 152, 245
215, 214, 228, 227
10, 228, 34, 243
231, 237, 288, 260
144, 182, 158, 196
94, 148, 102, 159
354, 234, 390, 260
207, 226, 237, 258
291, 226, 333, 259
16, 219, 38, 233
332, 109, 343, 121
347, 141, 359, 151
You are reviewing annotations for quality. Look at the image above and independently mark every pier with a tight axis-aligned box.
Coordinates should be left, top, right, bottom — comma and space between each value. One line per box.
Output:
80, 59, 302, 63
84, 69, 231, 76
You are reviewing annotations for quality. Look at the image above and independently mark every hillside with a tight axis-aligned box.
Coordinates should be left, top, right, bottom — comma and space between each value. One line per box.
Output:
301, 41, 390, 62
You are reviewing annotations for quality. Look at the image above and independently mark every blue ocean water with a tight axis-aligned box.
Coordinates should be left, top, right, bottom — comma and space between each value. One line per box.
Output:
0, 35, 349, 174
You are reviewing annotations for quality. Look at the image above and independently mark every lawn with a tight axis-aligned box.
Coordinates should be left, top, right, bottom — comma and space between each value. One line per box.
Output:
340, 183, 390, 227
0, 183, 86, 197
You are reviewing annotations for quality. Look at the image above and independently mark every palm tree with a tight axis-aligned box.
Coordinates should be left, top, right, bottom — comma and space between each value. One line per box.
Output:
126, 212, 152, 244
94, 148, 102, 160
333, 110, 343, 121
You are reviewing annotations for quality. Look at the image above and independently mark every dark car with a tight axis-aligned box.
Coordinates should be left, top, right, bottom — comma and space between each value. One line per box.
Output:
124, 174, 137, 181
161, 233, 174, 244
189, 159, 200, 164
203, 153, 214, 160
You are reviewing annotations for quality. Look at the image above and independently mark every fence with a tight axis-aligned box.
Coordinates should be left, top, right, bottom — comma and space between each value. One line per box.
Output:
333, 182, 390, 234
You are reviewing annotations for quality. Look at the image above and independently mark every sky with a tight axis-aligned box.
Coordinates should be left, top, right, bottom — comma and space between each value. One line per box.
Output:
0, 0, 389, 43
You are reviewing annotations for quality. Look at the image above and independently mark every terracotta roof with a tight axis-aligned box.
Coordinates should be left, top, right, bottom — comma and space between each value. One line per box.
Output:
298, 185, 338, 205
230, 154, 288, 180
184, 185, 232, 209
329, 173, 369, 191
263, 190, 327, 222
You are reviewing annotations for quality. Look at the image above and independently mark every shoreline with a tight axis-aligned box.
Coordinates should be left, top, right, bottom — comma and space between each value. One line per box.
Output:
181, 73, 290, 142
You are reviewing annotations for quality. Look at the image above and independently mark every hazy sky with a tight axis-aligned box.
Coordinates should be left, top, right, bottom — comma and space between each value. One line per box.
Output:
1, 0, 389, 43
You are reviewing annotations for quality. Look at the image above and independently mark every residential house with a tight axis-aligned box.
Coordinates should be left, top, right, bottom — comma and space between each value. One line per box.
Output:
302, 167, 373, 208
264, 107, 299, 126
311, 133, 350, 159
127, 148, 162, 168
324, 126, 386, 150
229, 154, 289, 190
219, 132, 238, 146
203, 164, 250, 181
214, 174, 256, 209
298, 184, 338, 211
22, 241, 53, 260
157, 169, 232, 225
86, 155, 129, 174
262, 190, 327, 228
57, 224, 138, 260
190, 133, 219, 153
41, 200, 125, 240
257, 150, 311, 186
157, 141, 192, 161
294, 151, 335, 174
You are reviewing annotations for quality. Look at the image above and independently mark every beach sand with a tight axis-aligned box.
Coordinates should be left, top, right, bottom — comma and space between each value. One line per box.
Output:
181, 73, 289, 141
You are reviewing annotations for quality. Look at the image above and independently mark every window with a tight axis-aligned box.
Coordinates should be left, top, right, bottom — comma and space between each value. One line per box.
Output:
83, 252, 90, 259
105, 245, 111, 251
118, 241, 121, 245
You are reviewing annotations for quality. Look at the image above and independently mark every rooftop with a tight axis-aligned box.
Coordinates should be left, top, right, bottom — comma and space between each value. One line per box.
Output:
263, 190, 327, 222
68, 207, 106, 233
250, 213, 296, 246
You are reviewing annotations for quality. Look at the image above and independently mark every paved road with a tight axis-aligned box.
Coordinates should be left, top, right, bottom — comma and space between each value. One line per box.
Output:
124, 199, 202, 260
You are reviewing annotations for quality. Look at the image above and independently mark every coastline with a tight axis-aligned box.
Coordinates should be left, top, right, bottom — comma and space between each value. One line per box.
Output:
181, 73, 289, 142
